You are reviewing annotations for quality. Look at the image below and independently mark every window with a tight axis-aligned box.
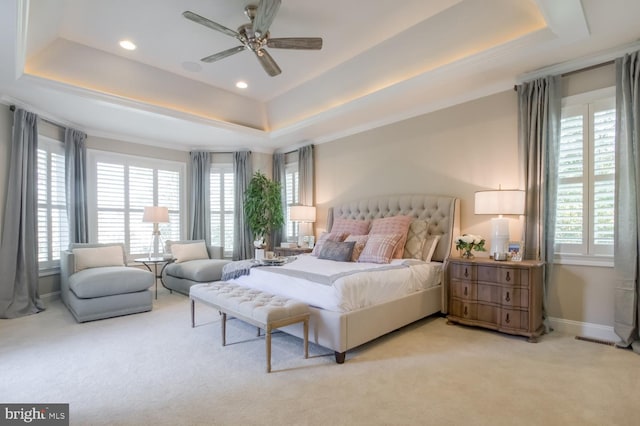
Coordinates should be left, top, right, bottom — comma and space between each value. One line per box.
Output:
88, 151, 184, 257
37, 136, 68, 270
284, 162, 299, 240
210, 165, 234, 257
555, 88, 615, 263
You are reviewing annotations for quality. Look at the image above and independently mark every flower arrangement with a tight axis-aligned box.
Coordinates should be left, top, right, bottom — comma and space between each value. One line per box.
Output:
455, 234, 486, 259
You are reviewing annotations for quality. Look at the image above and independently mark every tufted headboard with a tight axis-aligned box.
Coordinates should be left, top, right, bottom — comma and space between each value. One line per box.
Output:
327, 194, 460, 263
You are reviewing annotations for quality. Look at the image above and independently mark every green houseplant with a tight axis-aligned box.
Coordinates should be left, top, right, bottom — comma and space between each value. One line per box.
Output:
244, 171, 284, 251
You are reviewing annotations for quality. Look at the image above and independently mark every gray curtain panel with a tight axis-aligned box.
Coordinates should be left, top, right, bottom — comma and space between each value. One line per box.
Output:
233, 151, 253, 260
614, 51, 640, 353
64, 127, 88, 244
272, 152, 286, 248
516, 75, 561, 332
298, 144, 315, 244
298, 144, 314, 207
189, 151, 211, 244
0, 108, 44, 318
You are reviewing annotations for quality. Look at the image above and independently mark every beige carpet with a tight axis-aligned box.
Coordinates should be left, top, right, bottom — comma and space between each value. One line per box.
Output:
1, 288, 637, 426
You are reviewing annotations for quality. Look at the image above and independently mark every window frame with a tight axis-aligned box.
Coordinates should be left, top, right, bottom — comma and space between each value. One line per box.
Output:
87, 149, 186, 259
555, 87, 616, 267
37, 135, 68, 273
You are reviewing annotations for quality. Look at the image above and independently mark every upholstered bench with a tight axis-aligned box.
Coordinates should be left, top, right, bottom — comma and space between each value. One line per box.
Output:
190, 282, 310, 373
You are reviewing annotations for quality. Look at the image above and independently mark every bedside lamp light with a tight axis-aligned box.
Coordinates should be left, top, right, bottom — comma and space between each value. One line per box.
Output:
290, 205, 316, 248
474, 189, 525, 260
142, 206, 170, 258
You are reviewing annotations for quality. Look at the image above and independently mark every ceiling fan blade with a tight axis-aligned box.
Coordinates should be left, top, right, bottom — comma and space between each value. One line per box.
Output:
254, 49, 282, 77
183, 11, 239, 39
267, 37, 323, 50
201, 46, 246, 63
253, 0, 281, 38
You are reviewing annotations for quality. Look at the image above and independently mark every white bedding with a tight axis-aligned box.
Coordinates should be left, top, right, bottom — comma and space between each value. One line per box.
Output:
228, 254, 443, 313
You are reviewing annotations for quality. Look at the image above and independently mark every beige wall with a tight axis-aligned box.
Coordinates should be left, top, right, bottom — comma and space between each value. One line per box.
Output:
315, 90, 521, 236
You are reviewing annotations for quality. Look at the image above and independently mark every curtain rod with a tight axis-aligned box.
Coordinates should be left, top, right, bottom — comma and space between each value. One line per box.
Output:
513, 60, 616, 91
9, 104, 67, 129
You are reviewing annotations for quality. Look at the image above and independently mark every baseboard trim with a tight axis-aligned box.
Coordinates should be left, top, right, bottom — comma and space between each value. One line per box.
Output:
41, 291, 60, 304
548, 316, 619, 343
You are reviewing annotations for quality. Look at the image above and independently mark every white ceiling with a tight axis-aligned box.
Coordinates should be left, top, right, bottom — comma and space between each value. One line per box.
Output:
1, 0, 640, 152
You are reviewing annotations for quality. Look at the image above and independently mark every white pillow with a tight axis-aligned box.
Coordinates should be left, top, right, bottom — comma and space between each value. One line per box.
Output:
422, 235, 441, 262
171, 242, 209, 263
73, 246, 124, 272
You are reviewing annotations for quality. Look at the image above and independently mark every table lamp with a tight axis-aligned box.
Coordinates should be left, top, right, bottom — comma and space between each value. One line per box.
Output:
290, 205, 316, 248
142, 206, 170, 258
474, 189, 525, 260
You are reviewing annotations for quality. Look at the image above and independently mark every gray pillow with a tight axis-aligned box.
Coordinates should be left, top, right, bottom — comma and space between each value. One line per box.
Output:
318, 240, 356, 262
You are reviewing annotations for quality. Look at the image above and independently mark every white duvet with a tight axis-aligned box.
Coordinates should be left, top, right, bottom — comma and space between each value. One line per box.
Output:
228, 254, 442, 313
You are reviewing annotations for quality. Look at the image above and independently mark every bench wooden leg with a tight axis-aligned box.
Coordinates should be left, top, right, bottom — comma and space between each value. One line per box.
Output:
190, 299, 195, 328
266, 324, 272, 373
221, 312, 227, 346
303, 318, 309, 359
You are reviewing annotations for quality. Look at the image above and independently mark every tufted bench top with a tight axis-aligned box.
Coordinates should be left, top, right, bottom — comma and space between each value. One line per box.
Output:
190, 282, 309, 324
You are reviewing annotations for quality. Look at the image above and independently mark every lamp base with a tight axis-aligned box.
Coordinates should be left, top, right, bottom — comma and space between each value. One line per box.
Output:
147, 231, 165, 259
490, 217, 509, 260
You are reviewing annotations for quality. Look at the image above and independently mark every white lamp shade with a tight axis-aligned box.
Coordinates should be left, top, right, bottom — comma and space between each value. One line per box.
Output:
142, 206, 170, 223
290, 205, 316, 222
474, 190, 525, 215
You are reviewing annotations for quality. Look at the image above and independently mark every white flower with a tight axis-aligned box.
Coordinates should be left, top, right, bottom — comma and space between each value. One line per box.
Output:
461, 235, 474, 244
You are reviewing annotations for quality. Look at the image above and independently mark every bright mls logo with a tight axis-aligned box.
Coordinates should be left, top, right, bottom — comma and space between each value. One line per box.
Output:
1, 404, 68, 425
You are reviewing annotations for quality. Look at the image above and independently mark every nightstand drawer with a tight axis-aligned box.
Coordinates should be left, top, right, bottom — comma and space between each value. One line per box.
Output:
451, 263, 476, 281
500, 309, 528, 330
477, 304, 500, 324
450, 280, 477, 300
477, 283, 501, 304
450, 299, 477, 320
501, 287, 528, 308
478, 266, 529, 286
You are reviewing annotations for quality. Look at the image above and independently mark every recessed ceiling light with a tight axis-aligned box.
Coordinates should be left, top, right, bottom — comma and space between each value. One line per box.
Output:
119, 40, 136, 50
236, 81, 248, 89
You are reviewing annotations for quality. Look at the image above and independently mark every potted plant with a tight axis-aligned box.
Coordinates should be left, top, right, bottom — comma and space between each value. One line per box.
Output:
245, 171, 284, 258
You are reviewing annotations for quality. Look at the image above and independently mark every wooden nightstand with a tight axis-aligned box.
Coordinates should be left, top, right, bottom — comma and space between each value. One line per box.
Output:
273, 246, 313, 257
446, 257, 545, 342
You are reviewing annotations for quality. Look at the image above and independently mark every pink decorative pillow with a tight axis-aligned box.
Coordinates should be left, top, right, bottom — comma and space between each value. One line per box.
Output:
330, 218, 370, 236
358, 234, 403, 264
311, 232, 349, 256
369, 216, 413, 258
344, 235, 369, 262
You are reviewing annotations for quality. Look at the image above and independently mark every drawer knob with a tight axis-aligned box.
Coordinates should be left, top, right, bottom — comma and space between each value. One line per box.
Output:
464, 286, 468, 296
505, 313, 510, 324
505, 291, 511, 302
505, 271, 511, 282
464, 267, 469, 278
464, 306, 468, 316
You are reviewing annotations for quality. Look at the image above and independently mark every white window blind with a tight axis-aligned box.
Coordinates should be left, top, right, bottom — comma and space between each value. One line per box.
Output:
37, 137, 68, 269
285, 163, 299, 240
556, 90, 615, 259
210, 165, 234, 257
89, 151, 184, 257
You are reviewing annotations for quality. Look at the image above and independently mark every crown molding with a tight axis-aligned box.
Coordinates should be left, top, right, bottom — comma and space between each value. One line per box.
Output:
517, 39, 640, 83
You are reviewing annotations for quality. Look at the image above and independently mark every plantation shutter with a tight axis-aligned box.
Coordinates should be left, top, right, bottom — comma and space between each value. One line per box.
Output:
210, 166, 235, 257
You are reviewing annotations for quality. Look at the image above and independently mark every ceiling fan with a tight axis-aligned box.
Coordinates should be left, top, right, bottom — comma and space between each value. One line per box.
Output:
183, 0, 323, 77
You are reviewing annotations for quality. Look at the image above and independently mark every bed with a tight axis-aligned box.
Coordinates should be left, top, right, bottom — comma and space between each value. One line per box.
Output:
229, 194, 460, 363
